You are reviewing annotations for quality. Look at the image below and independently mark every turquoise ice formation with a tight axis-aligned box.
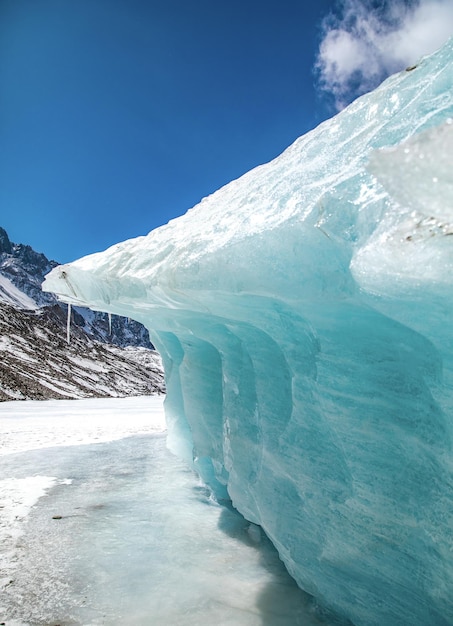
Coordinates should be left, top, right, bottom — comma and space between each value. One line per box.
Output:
44, 38, 453, 626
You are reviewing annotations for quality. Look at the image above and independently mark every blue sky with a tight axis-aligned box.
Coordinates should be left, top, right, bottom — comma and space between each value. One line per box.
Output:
1, 0, 452, 263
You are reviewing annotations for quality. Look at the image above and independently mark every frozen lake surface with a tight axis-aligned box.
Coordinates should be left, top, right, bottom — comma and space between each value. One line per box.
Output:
0, 396, 334, 626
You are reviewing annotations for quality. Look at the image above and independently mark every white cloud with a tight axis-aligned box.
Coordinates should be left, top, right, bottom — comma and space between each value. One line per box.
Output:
316, 0, 453, 110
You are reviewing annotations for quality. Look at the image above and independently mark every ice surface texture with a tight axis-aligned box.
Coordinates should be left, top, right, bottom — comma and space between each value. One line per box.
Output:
44, 38, 453, 626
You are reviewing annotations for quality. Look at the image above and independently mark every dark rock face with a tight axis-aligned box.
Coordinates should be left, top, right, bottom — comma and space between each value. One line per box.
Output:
0, 227, 12, 254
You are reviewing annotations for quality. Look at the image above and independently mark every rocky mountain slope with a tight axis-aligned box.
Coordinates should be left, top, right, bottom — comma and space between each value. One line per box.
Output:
0, 227, 165, 400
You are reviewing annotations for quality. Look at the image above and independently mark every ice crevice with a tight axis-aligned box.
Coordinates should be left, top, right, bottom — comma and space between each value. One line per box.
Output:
44, 39, 453, 626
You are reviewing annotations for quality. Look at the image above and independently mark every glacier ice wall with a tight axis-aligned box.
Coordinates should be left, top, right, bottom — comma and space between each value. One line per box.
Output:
44, 39, 453, 626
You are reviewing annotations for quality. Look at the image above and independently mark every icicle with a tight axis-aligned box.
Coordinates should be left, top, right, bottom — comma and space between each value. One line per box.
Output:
108, 312, 112, 336
66, 303, 71, 344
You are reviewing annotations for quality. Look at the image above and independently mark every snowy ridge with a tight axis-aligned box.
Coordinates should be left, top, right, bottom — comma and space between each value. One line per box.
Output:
0, 274, 39, 310
44, 39, 453, 626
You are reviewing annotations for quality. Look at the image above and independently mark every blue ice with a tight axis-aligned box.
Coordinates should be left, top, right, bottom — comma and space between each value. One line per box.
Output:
44, 38, 453, 625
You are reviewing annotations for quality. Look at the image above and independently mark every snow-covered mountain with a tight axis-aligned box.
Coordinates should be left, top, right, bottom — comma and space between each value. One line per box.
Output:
0, 227, 152, 348
0, 227, 165, 400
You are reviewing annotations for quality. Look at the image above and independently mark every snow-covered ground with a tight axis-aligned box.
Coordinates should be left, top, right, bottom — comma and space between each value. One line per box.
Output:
0, 397, 330, 626
0, 396, 166, 455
